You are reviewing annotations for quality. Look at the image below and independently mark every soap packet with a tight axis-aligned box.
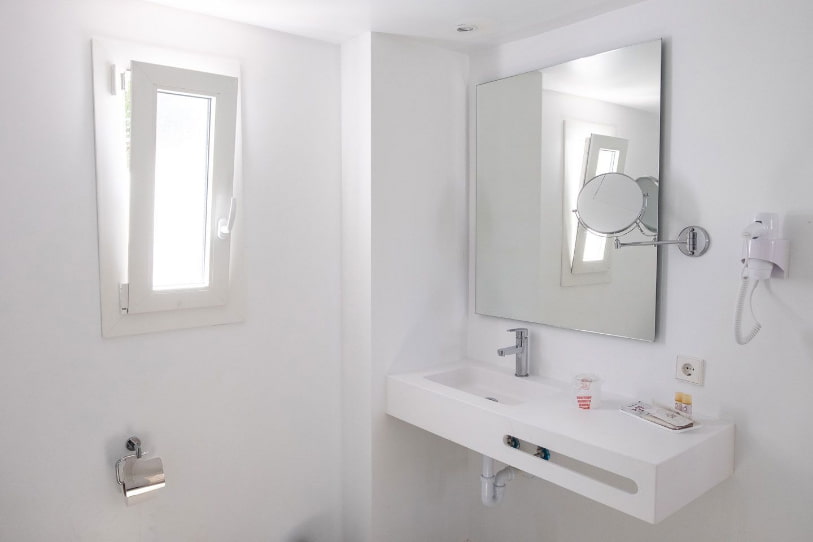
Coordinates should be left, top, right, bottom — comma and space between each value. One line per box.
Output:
620, 401, 696, 431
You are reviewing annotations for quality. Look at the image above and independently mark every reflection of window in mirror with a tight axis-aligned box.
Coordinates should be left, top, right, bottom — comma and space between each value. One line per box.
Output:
568, 132, 628, 276
596, 148, 620, 176
562, 120, 615, 274
581, 147, 621, 262
582, 233, 607, 262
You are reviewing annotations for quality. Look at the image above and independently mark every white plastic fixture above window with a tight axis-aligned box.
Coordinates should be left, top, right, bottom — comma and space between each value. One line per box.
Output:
91, 38, 244, 337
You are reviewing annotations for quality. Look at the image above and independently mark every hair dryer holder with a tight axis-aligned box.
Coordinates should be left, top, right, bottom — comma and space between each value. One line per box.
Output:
741, 237, 789, 279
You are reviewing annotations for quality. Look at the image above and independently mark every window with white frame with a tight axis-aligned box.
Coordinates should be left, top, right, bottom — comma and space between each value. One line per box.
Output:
92, 39, 243, 337
571, 134, 628, 274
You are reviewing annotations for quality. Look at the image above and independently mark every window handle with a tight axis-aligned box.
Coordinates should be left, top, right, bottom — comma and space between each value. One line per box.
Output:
217, 197, 237, 240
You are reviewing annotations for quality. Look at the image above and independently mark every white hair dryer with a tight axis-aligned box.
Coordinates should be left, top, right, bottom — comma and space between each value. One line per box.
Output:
734, 213, 789, 345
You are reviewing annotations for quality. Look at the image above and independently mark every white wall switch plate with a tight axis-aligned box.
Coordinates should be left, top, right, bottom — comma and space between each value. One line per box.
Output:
676, 356, 705, 385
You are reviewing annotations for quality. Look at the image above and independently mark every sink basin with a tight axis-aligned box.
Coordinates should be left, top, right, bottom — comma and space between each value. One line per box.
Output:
425, 365, 559, 405
386, 360, 735, 524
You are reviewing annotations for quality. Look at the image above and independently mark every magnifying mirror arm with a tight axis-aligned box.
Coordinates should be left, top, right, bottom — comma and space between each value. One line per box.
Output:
614, 239, 683, 248
614, 226, 710, 257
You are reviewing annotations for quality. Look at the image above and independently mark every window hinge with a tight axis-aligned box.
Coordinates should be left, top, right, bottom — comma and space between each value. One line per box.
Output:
119, 283, 129, 314
110, 64, 129, 96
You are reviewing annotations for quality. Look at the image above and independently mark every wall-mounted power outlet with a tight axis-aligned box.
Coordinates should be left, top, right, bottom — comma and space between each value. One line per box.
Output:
676, 356, 705, 386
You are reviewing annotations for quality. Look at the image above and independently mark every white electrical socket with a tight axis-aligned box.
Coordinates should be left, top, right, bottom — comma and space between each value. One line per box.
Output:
675, 355, 705, 385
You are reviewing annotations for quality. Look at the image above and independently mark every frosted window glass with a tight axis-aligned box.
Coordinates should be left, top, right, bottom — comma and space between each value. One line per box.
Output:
596, 148, 619, 175
582, 232, 607, 262
152, 91, 213, 290
580, 147, 618, 262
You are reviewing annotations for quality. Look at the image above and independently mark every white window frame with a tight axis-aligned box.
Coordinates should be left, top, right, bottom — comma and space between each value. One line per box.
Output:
128, 61, 237, 313
91, 38, 244, 337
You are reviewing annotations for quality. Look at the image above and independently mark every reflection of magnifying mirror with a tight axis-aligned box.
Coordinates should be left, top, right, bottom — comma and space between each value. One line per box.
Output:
575, 172, 645, 236
636, 176, 659, 234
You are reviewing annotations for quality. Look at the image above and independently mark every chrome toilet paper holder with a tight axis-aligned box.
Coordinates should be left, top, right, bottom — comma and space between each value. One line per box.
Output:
115, 436, 166, 499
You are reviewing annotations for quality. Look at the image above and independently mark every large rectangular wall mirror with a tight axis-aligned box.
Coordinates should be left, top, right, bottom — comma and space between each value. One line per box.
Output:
475, 39, 662, 341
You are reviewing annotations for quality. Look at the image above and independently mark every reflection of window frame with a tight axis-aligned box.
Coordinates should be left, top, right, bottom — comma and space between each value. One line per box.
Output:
571, 134, 628, 274
91, 38, 244, 338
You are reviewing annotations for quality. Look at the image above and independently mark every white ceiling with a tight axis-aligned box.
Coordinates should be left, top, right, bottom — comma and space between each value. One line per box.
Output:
145, 0, 646, 49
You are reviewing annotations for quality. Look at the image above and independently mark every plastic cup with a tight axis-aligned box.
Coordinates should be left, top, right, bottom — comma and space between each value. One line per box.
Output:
574, 374, 602, 410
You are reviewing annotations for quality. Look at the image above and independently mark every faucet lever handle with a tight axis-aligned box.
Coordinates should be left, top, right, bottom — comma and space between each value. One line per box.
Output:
507, 328, 528, 339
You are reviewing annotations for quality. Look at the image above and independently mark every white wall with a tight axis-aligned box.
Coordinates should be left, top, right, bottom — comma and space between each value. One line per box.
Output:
0, 1, 342, 540
369, 33, 471, 542
340, 32, 472, 542
340, 31, 373, 542
466, 0, 813, 540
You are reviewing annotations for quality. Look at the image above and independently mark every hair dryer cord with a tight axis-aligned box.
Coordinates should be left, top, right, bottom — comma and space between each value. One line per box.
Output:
734, 277, 761, 345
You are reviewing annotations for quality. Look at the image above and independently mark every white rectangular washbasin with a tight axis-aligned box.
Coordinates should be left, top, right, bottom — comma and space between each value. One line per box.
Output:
387, 360, 734, 524
424, 365, 561, 405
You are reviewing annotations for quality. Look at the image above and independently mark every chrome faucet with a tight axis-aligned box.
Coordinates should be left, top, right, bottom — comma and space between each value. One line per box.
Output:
497, 328, 529, 377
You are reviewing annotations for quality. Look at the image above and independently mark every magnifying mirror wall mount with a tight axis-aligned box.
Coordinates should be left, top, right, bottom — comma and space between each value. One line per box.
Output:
614, 226, 710, 257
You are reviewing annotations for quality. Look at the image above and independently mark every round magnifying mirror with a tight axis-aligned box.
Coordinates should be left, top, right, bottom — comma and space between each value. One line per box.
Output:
576, 172, 645, 236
